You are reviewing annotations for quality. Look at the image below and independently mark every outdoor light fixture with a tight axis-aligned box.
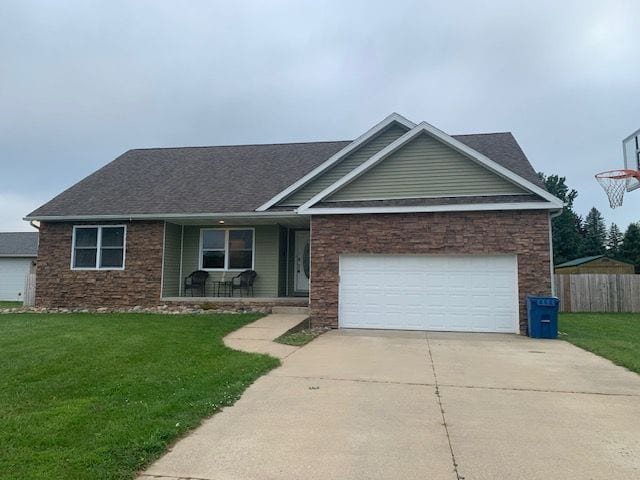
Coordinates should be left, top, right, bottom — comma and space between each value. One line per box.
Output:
218, 220, 225, 224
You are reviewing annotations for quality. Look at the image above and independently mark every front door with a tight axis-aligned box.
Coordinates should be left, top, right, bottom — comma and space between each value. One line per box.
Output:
294, 231, 310, 292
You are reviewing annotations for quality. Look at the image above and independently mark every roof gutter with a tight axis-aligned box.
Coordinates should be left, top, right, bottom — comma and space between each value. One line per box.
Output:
23, 211, 304, 222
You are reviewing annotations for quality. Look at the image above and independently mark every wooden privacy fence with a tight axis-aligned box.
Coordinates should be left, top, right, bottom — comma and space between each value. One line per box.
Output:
555, 274, 640, 313
23, 274, 36, 306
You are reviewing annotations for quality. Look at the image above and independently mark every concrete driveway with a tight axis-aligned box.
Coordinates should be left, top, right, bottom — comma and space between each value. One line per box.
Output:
142, 329, 640, 480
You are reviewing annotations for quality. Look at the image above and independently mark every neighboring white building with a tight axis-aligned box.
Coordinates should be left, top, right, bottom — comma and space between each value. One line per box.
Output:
0, 232, 38, 301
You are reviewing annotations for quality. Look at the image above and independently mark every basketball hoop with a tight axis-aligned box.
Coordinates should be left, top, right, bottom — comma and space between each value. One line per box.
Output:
595, 169, 640, 208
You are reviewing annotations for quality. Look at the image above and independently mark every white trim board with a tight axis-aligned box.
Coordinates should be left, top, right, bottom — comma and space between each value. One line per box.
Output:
297, 122, 564, 213
255, 113, 416, 211
301, 202, 561, 215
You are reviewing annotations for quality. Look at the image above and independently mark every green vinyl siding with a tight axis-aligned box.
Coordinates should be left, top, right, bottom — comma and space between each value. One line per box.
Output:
161, 222, 182, 297
327, 132, 529, 201
279, 123, 409, 206
180, 225, 280, 297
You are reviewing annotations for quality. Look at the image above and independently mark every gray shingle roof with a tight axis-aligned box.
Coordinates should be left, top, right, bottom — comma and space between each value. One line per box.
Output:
27, 132, 544, 218
454, 132, 544, 188
0, 232, 38, 256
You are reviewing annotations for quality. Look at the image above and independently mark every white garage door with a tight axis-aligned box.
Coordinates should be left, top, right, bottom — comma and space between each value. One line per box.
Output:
0, 258, 32, 301
339, 255, 519, 333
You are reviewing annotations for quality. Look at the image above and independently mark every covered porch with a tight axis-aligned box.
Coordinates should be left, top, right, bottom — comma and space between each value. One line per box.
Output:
160, 213, 310, 303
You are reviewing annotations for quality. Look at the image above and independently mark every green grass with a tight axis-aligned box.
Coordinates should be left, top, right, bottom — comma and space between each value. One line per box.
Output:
0, 313, 280, 479
0, 301, 22, 308
275, 328, 325, 346
559, 313, 640, 375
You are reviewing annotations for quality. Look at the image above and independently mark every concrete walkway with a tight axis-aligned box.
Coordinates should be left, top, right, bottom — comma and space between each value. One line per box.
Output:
223, 313, 308, 359
140, 329, 640, 480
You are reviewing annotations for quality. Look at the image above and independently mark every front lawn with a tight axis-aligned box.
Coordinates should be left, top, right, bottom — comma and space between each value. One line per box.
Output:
559, 313, 640, 375
0, 313, 279, 479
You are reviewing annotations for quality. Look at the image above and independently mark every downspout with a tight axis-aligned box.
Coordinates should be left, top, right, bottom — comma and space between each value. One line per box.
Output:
29, 220, 40, 275
179, 225, 185, 297
549, 209, 563, 297
160, 221, 167, 299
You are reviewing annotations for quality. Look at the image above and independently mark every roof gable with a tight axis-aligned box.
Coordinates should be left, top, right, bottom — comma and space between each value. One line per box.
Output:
256, 113, 416, 211
278, 122, 410, 206
325, 132, 529, 202
298, 122, 564, 213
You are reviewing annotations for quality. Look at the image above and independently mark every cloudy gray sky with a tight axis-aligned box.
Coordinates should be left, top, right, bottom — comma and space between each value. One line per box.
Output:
1, 0, 638, 232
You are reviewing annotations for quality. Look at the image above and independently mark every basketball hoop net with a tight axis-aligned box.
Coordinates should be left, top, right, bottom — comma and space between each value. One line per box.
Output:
595, 169, 640, 208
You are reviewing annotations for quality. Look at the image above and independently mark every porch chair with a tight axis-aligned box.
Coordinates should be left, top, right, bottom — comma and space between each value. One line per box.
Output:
184, 270, 209, 296
231, 270, 257, 297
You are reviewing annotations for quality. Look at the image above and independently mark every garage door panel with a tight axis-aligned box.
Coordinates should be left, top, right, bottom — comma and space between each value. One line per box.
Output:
339, 255, 519, 333
425, 313, 447, 329
0, 258, 31, 301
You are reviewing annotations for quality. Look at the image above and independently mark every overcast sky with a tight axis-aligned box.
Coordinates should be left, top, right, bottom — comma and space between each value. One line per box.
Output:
1, 0, 639, 232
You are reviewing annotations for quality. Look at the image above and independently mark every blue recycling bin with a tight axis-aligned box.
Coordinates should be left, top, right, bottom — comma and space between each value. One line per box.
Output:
526, 296, 560, 339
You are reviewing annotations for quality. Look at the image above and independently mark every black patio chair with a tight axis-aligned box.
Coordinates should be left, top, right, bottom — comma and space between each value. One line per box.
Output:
184, 270, 209, 297
231, 270, 257, 297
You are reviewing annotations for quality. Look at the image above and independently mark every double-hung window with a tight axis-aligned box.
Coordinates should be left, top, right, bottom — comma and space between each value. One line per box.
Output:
200, 228, 254, 270
72, 225, 126, 269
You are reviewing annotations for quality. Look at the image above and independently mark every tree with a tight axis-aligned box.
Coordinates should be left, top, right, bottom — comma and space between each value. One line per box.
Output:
581, 207, 607, 256
538, 173, 583, 264
539, 173, 578, 208
620, 223, 640, 270
606, 223, 623, 258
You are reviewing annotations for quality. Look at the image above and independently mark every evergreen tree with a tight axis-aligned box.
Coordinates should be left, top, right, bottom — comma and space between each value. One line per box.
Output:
620, 223, 640, 270
581, 207, 607, 256
539, 173, 578, 208
606, 223, 623, 258
538, 173, 583, 264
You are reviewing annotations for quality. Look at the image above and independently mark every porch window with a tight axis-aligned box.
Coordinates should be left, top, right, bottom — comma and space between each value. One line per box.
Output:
200, 228, 254, 270
72, 225, 126, 270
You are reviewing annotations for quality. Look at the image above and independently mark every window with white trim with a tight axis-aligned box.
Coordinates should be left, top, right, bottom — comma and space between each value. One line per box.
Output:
72, 226, 126, 269
200, 228, 254, 270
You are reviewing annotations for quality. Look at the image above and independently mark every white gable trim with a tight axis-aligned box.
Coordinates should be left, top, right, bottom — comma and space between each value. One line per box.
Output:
297, 122, 564, 213
302, 202, 561, 215
254, 113, 416, 211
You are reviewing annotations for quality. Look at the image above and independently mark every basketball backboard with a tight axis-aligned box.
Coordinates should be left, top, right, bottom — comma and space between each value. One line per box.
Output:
623, 128, 640, 191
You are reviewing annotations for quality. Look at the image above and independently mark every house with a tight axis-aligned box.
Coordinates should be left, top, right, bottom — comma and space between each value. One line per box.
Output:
26, 113, 563, 334
555, 255, 635, 274
0, 232, 38, 301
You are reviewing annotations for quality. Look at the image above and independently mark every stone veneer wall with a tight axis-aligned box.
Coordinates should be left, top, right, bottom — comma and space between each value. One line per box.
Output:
35, 221, 164, 308
309, 211, 552, 334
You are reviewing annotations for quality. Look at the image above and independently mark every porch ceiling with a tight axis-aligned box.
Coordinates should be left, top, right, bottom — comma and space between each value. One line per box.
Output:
167, 214, 309, 228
